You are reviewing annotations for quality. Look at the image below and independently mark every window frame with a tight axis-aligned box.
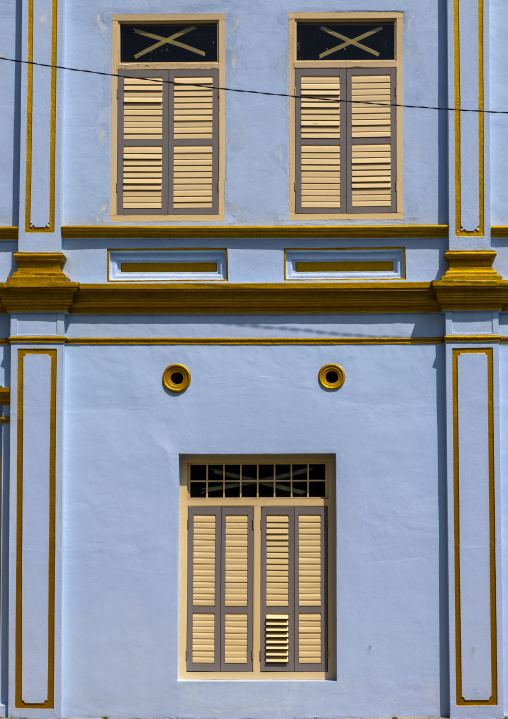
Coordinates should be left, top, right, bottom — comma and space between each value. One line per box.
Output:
289, 12, 403, 220
179, 455, 336, 680
111, 14, 225, 221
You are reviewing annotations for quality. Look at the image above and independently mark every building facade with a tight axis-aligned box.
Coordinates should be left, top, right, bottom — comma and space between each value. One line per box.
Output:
0, 0, 507, 717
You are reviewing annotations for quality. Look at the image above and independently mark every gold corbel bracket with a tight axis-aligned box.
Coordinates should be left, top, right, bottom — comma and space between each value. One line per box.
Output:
0, 252, 79, 312
433, 250, 507, 310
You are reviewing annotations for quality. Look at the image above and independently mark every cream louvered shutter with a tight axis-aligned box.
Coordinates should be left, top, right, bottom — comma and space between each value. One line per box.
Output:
187, 508, 221, 670
118, 71, 166, 214
170, 69, 219, 214
261, 507, 327, 672
294, 507, 327, 671
220, 508, 253, 670
347, 68, 396, 212
295, 69, 345, 213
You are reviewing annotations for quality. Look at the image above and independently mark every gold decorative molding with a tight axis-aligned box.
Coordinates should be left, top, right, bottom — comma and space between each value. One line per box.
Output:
491, 226, 508, 238
0, 388, 10, 405
9, 336, 66, 344
445, 335, 501, 343
0, 227, 18, 241
65, 336, 444, 346
62, 224, 450, 239
0, 253, 78, 313
318, 364, 345, 390
163, 364, 191, 392
70, 282, 440, 314
433, 251, 506, 310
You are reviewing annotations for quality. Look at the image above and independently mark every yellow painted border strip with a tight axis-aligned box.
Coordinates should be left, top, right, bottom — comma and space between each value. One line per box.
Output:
15, 349, 57, 708
25, 0, 58, 233
63, 336, 444, 346
0, 228, 19, 241
452, 348, 497, 705
62, 225, 449, 239
454, 0, 484, 236
445, 335, 501, 343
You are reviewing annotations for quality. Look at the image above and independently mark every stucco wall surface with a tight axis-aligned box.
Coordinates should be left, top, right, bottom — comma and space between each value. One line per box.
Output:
61, 341, 446, 718
62, 0, 446, 226
0, 0, 19, 227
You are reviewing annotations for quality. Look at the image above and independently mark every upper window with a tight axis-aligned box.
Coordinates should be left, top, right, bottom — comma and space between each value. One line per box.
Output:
111, 15, 225, 220
289, 13, 403, 219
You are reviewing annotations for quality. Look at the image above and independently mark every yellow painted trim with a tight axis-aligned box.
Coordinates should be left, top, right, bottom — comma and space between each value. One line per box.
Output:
15, 349, 57, 708
0, 227, 18, 241
0, 388, 10, 405
491, 226, 508, 238
111, 14, 225, 220
25, 0, 58, 233
121, 261, 218, 273
63, 224, 449, 239
452, 348, 497, 705
289, 13, 403, 219
179, 454, 336, 680
445, 335, 500, 343
65, 336, 444, 346
294, 261, 393, 272
454, 0, 484, 236
106, 247, 228, 281
0, 418, 10, 424
9, 337, 66, 344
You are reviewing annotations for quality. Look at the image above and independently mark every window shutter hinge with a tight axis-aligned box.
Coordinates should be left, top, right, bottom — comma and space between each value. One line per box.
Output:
116, 183, 117, 194
294, 182, 296, 192
252, 519, 254, 531
251, 650, 253, 661
217, 181, 219, 192
187, 519, 189, 529
186, 650, 188, 660
259, 651, 262, 661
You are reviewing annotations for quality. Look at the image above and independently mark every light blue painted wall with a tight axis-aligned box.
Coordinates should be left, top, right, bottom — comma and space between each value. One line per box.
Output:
0, 0, 19, 227
61, 341, 445, 718
62, 0, 447, 226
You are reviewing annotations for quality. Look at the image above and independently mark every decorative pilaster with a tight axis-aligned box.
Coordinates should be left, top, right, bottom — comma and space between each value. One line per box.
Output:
18, 0, 63, 251
448, 0, 490, 248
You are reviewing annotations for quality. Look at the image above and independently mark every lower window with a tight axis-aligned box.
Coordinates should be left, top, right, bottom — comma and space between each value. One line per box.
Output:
181, 459, 334, 678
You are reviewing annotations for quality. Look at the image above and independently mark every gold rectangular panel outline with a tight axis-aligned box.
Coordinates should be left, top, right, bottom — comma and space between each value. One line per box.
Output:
294, 261, 393, 272
24, 0, 58, 233
284, 246, 406, 281
107, 247, 228, 281
120, 262, 218, 272
179, 453, 335, 680
15, 349, 57, 708
454, 0, 484, 237
452, 347, 497, 705
288, 12, 403, 220
110, 14, 225, 221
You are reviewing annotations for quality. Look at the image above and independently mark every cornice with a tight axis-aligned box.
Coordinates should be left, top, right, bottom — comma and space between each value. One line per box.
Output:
0, 227, 18, 241
61, 224, 449, 239
69, 282, 440, 314
0, 252, 78, 313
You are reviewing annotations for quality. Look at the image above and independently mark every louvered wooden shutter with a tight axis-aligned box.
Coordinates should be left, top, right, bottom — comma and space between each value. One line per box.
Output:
118, 70, 167, 214
294, 507, 327, 671
170, 69, 219, 214
261, 507, 327, 672
295, 69, 345, 214
347, 68, 396, 213
220, 508, 253, 670
187, 508, 221, 670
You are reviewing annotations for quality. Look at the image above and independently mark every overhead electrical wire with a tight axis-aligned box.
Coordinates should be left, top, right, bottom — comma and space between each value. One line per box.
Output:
0, 55, 505, 115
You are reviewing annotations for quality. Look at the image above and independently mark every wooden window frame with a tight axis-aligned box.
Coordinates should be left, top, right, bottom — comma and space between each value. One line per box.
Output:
289, 12, 403, 220
111, 14, 225, 221
179, 455, 336, 680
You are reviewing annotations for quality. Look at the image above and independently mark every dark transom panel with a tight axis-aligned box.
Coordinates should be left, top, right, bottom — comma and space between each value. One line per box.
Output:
297, 22, 394, 61
121, 23, 218, 62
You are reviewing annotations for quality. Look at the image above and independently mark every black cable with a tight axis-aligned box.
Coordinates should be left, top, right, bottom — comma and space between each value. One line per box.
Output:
0, 54, 502, 114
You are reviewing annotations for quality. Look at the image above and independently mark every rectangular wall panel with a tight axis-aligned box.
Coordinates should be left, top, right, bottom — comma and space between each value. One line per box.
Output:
453, 349, 497, 704
15, 350, 56, 708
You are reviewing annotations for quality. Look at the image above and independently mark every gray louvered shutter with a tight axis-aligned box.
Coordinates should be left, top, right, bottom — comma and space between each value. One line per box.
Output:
170, 69, 219, 214
295, 69, 345, 214
187, 507, 221, 670
346, 67, 397, 213
294, 507, 327, 672
220, 507, 254, 671
117, 70, 168, 214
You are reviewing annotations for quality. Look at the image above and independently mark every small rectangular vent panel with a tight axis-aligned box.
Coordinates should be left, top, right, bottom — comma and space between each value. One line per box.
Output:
285, 248, 404, 280
265, 614, 289, 663
109, 249, 227, 282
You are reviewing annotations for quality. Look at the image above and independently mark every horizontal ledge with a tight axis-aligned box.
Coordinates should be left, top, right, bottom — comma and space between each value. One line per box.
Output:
61, 225, 449, 239
63, 336, 445, 346
0, 227, 19, 241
